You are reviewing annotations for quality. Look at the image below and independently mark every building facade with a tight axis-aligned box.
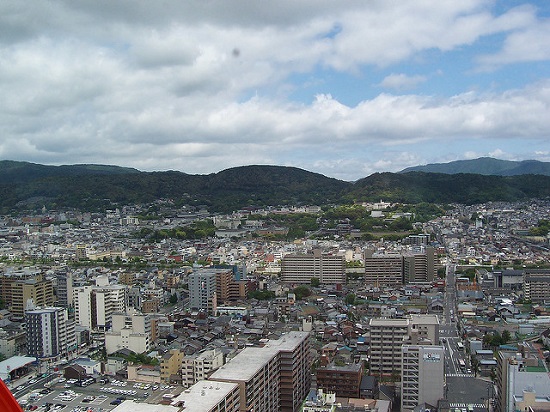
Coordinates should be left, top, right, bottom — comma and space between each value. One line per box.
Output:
188, 269, 218, 314
281, 249, 345, 285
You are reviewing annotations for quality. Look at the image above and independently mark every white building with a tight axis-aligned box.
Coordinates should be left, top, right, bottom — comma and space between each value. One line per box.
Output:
401, 345, 445, 412
188, 270, 217, 314
25, 307, 76, 361
105, 311, 152, 355
181, 348, 224, 388
74, 284, 128, 331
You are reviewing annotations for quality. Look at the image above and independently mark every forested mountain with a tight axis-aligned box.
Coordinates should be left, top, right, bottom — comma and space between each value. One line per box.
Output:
399, 157, 550, 176
1, 160, 549, 213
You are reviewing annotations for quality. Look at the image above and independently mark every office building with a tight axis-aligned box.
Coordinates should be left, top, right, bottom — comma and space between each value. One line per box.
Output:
401, 345, 445, 412
25, 306, 76, 361
1, 270, 55, 317
281, 249, 345, 285
209, 332, 311, 412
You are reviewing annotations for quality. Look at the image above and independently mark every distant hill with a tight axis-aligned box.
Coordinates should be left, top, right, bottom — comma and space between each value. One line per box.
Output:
399, 157, 550, 176
0, 160, 549, 213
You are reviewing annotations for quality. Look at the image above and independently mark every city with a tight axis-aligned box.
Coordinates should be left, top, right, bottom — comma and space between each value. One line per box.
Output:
0, 198, 549, 412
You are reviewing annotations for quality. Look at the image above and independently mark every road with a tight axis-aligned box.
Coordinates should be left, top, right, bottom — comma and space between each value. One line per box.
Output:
441, 261, 494, 411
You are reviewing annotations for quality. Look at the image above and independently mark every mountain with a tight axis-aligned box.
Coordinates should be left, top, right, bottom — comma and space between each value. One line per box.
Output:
0, 160, 549, 213
399, 157, 550, 176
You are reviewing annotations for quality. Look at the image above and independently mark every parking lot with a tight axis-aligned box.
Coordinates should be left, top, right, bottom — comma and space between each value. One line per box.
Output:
16, 376, 181, 412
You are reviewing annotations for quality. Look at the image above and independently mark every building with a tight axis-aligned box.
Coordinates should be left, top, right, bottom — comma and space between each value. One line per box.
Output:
364, 251, 403, 287
55, 271, 73, 308
170, 380, 240, 412
1, 271, 55, 317
403, 247, 435, 284
281, 249, 346, 285
74, 284, 128, 331
0, 329, 26, 358
25, 306, 76, 362
495, 347, 550, 412
160, 348, 184, 383
181, 348, 224, 388
369, 318, 410, 378
209, 332, 311, 412
401, 345, 445, 412
523, 269, 550, 303
316, 362, 364, 398
188, 269, 218, 314
104, 310, 152, 355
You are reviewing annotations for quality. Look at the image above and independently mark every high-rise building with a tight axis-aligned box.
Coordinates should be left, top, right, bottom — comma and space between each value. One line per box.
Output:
209, 332, 311, 412
171, 380, 241, 412
364, 250, 403, 287
401, 345, 445, 412
25, 307, 76, 361
73, 284, 128, 331
403, 246, 435, 284
316, 362, 364, 398
369, 318, 410, 378
1, 270, 55, 317
281, 249, 345, 285
523, 269, 550, 303
188, 269, 218, 314
55, 271, 73, 308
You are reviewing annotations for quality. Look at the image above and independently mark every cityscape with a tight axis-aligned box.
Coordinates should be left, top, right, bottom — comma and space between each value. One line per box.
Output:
0, 196, 549, 412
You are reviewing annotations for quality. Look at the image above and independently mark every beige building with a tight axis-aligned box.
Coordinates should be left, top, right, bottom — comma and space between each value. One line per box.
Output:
160, 348, 184, 383
181, 348, 224, 388
281, 249, 345, 285
209, 332, 311, 412
364, 251, 403, 287
104, 310, 151, 355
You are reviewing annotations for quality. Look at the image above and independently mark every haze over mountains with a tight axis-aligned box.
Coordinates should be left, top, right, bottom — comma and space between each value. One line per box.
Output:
399, 157, 550, 176
1, 158, 550, 213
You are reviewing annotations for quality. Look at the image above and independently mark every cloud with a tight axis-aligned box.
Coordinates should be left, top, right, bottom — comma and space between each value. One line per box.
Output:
379, 73, 427, 91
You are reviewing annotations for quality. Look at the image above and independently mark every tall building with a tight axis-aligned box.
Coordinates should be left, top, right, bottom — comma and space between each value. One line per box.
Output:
364, 250, 403, 287
104, 310, 152, 355
209, 332, 311, 412
316, 362, 364, 398
25, 306, 76, 361
160, 348, 184, 383
369, 318, 410, 378
188, 269, 218, 314
55, 271, 73, 308
403, 246, 435, 284
523, 269, 550, 303
74, 284, 128, 331
281, 249, 345, 285
171, 380, 240, 412
401, 345, 445, 412
1, 270, 55, 317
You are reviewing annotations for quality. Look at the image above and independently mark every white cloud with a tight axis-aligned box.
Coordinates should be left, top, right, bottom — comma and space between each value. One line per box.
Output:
379, 74, 427, 91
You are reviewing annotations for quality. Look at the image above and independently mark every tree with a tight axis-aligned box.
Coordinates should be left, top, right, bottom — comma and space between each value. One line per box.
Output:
345, 293, 356, 305
293, 286, 311, 300
501, 330, 511, 344
169, 294, 178, 304
310, 277, 320, 287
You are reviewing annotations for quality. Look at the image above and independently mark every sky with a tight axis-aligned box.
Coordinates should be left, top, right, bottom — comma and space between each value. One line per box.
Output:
1, 1, 550, 182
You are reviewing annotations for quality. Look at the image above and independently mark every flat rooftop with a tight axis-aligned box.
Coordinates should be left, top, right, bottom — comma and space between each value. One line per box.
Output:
209, 332, 309, 382
173, 380, 239, 412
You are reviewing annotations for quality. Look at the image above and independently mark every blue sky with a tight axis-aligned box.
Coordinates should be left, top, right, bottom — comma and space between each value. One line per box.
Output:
0, 0, 549, 181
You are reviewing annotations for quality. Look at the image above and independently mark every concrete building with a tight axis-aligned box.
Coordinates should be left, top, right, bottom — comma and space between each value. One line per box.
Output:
2, 274, 55, 317
25, 306, 76, 362
181, 348, 224, 388
0, 329, 26, 358
401, 345, 445, 412
281, 249, 345, 285
316, 361, 363, 398
209, 332, 311, 412
104, 310, 152, 355
160, 348, 184, 383
188, 269, 218, 314
369, 318, 410, 378
364, 251, 403, 287
403, 247, 435, 284
74, 284, 128, 331
170, 380, 241, 412
523, 269, 550, 303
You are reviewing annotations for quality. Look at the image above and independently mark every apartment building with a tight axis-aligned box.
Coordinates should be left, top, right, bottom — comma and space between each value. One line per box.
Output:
104, 310, 152, 355
523, 269, 550, 303
281, 249, 345, 285
401, 345, 445, 412
181, 348, 224, 388
403, 246, 435, 284
364, 250, 403, 287
369, 318, 410, 378
209, 332, 311, 412
1, 270, 55, 317
0, 329, 26, 358
25, 306, 76, 361
316, 361, 363, 398
160, 348, 184, 383
188, 269, 218, 314
171, 380, 240, 412
74, 284, 128, 331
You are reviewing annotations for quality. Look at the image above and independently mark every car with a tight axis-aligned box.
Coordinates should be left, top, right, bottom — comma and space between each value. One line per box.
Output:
152, 385, 159, 391
30, 406, 38, 411
110, 400, 122, 406
29, 379, 38, 384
